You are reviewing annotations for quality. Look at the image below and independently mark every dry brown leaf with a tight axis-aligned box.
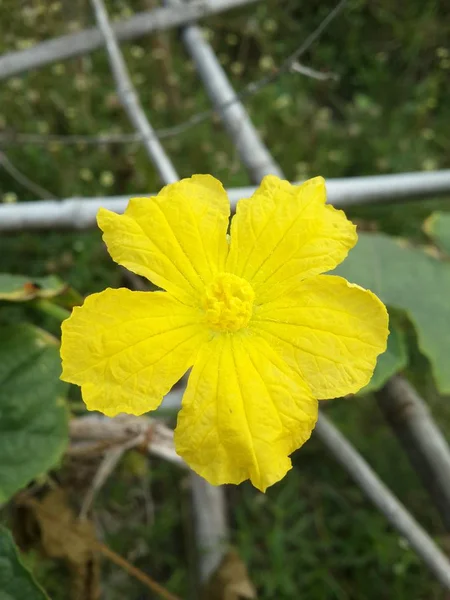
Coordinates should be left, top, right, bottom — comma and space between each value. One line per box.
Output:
21, 489, 181, 600
202, 550, 257, 600
26, 489, 100, 600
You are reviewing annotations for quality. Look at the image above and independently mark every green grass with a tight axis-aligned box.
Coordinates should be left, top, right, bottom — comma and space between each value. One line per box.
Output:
1, 0, 450, 598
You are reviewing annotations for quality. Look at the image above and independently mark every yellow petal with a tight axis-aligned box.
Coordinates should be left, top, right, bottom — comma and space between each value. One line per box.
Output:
226, 175, 357, 304
61, 288, 210, 416
175, 332, 318, 492
252, 275, 389, 399
97, 175, 230, 305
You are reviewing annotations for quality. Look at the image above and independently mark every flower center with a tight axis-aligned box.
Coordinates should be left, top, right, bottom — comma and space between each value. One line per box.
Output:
203, 272, 254, 333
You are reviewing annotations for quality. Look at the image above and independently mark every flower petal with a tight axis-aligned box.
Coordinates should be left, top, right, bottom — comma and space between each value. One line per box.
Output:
252, 275, 389, 399
175, 332, 317, 492
97, 175, 230, 305
61, 288, 210, 416
226, 175, 357, 304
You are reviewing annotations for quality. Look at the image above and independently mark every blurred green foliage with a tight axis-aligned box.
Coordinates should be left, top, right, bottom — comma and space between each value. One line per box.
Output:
0, 526, 49, 599
0, 0, 450, 599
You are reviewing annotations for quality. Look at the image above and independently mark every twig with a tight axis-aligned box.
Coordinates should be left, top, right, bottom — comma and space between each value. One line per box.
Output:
0, 0, 260, 81
315, 413, 450, 590
98, 541, 182, 600
78, 433, 146, 519
1, 170, 450, 231
69, 415, 187, 470
291, 61, 339, 81
375, 376, 450, 531
0, 132, 141, 146
0, 151, 56, 199
0, 0, 346, 149
90, 0, 177, 184
169, 0, 282, 182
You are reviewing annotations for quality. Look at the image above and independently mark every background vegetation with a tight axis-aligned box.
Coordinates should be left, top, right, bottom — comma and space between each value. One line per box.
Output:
0, 0, 450, 598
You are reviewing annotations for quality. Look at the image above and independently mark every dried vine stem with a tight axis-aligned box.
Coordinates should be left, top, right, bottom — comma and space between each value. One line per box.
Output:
291, 61, 339, 81
98, 542, 183, 600
0, 151, 56, 199
69, 415, 186, 469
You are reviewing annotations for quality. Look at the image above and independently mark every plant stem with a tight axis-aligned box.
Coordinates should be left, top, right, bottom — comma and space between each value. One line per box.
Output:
33, 299, 71, 322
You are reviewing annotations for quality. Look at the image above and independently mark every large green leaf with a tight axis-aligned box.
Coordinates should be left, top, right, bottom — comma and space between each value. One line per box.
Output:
423, 211, 450, 256
0, 274, 66, 302
0, 526, 48, 600
0, 325, 68, 503
359, 324, 408, 394
335, 232, 450, 393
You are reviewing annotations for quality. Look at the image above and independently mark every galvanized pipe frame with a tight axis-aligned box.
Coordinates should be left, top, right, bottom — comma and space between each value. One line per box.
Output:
91, 0, 177, 184
1, 170, 450, 231
375, 376, 450, 532
167, 0, 283, 183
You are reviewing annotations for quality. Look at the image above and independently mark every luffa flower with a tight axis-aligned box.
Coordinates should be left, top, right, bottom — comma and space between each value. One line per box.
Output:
61, 174, 388, 491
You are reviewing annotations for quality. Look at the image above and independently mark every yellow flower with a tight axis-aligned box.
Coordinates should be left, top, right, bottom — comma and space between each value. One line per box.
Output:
60, 175, 388, 491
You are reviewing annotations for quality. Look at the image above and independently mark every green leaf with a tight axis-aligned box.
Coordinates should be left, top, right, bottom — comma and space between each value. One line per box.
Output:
0, 526, 48, 600
423, 211, 450, 256
359, 324, 408, 394
0, 325, 68, 503
0, 274, 66, 302
335, 232, 450, 394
